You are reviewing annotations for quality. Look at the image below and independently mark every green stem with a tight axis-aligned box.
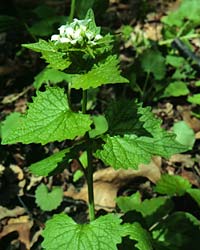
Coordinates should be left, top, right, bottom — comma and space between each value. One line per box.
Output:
177, 20, 190, 38
67, 82, 73, 111
82, 90, 95, 221
134, 82, 143, 96
159, 33, 200, 46
82, 90, 87, 114
86, 143, 95, 221
69, 0, 76, 23
142, 71, 150, 100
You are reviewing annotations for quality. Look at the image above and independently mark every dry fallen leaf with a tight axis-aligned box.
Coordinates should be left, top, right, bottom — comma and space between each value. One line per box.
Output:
27, 175, 43, 191
64, 157, 161, 211
10, 165, 26, 196
0, 206, 25, 220
169, 154, 194, 168
180, 169, 200, 187
0, 216, 33, 250
177, 105, 200, 132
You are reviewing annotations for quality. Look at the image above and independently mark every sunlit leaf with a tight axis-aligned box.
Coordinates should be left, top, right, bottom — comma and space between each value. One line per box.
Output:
2, 87, 92, 145
35, 183, 63, 211
71, 56, 129, 90
42, 213, 123, 250
154, 174, 191, 196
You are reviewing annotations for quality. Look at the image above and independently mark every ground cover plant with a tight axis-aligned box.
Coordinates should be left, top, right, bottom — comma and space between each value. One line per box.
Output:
0, 0, 200, 250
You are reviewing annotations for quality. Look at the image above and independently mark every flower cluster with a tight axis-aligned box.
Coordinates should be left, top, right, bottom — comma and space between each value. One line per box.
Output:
51, 18, 102, 46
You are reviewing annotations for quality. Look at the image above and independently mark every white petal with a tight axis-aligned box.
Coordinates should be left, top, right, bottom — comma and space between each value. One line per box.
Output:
73, 29, 81, 39
95, 34, 102, 40
70, 39, 78, 45
65, 27, 75, 37
59, 37, 71, 43
86, 31, 94, 40
51, 34, 60, 41
59, 25, 67, 35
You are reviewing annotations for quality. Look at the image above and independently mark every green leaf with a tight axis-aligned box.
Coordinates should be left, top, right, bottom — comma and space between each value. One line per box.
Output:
172, 68, 187, 80
95, 132, 187, 170
105, 99, 147, 136
117, 193, 170, 217
117, 193, 174, 229
29, 19, 55, 37
2, 87, 92, 145
29, 148, 71, 176
162, 0, 200, 27
89, 115, 108, 138
122, 223, 153, 250
154, 174, 191, 196
42, 51, 71, 70
42, 213, 123, 250
141, 49, 166, 80
73, 169, 84, 182
33, 68, 74, 89
35, 183, 63, 211
163, 81, 190, 97
137, 105, 163, 137
162, 10, 184, 27
188, 94, 200, 105
173, 121, 195, 148
187, 188, 200, 207
179, 0, 200, 23
96, 105, 188, 170
1, 112, 21, 139
116, 191, 141, 213
23, 39, 55, 53
195, 80, 200, 86
84, 8, 100, 34
166, 55, 185, 68
152, 212, 200, 250
23, 40, 71, 70
71, 55, 129, 90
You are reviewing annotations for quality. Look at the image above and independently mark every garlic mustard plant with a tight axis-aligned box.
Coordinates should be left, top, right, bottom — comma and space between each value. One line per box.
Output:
1, 9, 189, 250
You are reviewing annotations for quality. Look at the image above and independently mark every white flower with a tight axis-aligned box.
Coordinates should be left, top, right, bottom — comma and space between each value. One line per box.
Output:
59, 37, 71, 43
73, 29, 82, 40
70, 39, 78, 45
79, 24, 87, 32
51, 34, 60, 41
51, 18, 102, 46
59, 25, 67, 35
64, 27, 74, 37
85, 31, 95, 40
95, 34, 102, 41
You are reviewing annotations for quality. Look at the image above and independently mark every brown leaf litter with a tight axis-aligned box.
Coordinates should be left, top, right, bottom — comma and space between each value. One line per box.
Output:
64, 157, 161, 211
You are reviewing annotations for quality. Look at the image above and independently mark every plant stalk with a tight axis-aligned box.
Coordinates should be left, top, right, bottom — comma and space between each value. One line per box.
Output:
69, 0, 76, 23
82, 90, 95, 221
142, 71, 150, 101
86, 142, 95, 221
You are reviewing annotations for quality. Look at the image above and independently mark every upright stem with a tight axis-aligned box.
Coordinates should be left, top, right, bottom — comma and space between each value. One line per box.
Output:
69, 0, 76, 23
67, 82, 73, 111
82, 90, 87, 114
86, 142, 95, 221
82, 90, 95, 221
142, 71, 150, 101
